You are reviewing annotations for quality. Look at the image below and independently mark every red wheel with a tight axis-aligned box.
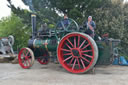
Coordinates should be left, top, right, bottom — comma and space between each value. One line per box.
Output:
18, 48, 35, 69
37, 54, 49, 65
57, 32, 98, 73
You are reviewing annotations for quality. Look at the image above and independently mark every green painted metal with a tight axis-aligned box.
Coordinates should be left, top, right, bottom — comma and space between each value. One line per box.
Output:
96, 41, 112, 65
96, 39, 120, 65
33, 37, 57, 51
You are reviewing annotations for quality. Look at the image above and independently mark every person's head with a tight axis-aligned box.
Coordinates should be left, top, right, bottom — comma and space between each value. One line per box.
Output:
88, 16, 92, 22
64, 14, 68, 19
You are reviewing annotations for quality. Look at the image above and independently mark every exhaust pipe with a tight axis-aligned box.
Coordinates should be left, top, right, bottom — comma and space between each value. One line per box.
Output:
31, 14, 37, 38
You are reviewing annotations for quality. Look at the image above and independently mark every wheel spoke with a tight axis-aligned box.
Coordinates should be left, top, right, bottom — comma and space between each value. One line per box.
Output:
24, 57, 30, 67
72, 59, 77, 70
41, 59, 44, 63
76, 58, 81, 69
23, 49, 27, 57
74, 37, 76, 48
63, 56, 72, 62
24, 56, 28, 61
81, 50, 92, 53
66, 20, 73, 30
63, 53, 72, 56
24, 60, 28, 66
22, 54, 25, 58
23, 52, 26, 58
82, 43, 90, 50
37, 57, 49, 65
80, 59, 86, 69
82, 54, 93, 58
65, 43, 72, 49
79, 40, 86, 49
61, 21, 65, 30
69, 57, 74, 65
81, 56, 90, 63
61, 48, 71, 52
67, 39, 74, 47
27, 55, 31, 58
27, 58, 31, 66
78, 36, 80, 47
25, 51, 29, 57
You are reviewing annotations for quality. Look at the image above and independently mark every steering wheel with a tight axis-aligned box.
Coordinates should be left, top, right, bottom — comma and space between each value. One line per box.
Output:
55, 18, 79, 40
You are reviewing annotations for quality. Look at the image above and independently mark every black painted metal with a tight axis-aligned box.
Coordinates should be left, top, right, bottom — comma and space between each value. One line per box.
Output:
31, 14, 37, 38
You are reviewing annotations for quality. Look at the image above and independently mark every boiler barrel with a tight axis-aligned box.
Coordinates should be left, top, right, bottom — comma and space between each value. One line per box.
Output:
28, 37, 58, 51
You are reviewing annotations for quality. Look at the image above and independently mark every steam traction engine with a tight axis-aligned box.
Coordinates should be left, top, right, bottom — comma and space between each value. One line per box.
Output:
18, 14, 119, 74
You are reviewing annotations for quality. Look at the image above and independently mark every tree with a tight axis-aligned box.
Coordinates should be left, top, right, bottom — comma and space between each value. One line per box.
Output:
7, 0, 60, 29
121, 2, 128, 55
7, 0, 111, 24
6, 0, 128, 57
0, 14, 30, 50
94, 0, 124, 37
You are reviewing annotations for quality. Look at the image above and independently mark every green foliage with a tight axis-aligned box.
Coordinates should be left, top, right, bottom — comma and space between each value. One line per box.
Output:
91, 0, 128, 57
6, 0, 128, 57
8, 0, 108, 25
0, 14, 30, 50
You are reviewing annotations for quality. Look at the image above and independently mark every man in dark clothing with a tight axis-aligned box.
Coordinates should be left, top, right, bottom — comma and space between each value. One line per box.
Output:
84, 16, 96, 38
58, 14, 70, 29
63, 14, 69, 26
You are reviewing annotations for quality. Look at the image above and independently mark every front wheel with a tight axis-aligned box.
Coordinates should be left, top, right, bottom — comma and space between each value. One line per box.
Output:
18, 48, 35, 69
57, 32, 98, 73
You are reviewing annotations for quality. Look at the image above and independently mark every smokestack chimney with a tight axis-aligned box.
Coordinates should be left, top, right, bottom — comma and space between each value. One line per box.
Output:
31, 14, 37, 38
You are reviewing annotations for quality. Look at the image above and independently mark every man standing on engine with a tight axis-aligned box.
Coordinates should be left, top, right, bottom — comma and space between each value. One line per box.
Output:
84, 16, 96, 38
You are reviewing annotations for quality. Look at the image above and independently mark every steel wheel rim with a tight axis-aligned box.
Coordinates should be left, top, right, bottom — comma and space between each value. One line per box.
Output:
18, 48, 34, 69
57, 32, 97, 73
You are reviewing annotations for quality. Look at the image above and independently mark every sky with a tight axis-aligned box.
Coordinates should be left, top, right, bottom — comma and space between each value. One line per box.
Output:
0, 0, 128, 19
0, 0, 29, 19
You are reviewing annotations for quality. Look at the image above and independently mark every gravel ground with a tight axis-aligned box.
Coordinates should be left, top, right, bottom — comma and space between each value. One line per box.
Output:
0, 62, 128, 85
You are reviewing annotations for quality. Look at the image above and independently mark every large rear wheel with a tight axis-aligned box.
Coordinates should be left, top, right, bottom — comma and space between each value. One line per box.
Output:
57, 32, 98, 73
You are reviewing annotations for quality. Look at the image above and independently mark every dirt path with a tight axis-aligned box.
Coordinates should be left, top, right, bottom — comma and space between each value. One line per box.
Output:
0, 62, 128, 85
